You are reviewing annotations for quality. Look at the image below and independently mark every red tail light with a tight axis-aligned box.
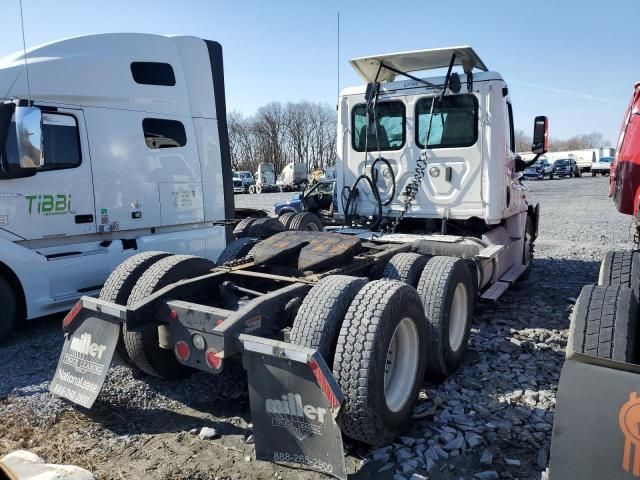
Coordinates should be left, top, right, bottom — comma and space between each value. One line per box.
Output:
205, 349, 222, 370
169, 310, 178, 321
175, 341, 190, 361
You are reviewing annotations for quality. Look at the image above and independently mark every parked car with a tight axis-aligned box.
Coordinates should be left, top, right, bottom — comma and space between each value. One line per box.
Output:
552, 158, 580, 178
274, 180, 338, 225
232, 177, 245, 194
522, 158, 554, 180
591, 156, 613, 176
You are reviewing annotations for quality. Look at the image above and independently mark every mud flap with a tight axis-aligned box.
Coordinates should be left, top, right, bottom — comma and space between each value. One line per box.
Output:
240, 334, 347, 479
49, 302, 121, 408
549, 355, 640, 479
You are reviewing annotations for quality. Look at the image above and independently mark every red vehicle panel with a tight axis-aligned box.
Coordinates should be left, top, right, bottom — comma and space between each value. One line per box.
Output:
611, 83, 640, 217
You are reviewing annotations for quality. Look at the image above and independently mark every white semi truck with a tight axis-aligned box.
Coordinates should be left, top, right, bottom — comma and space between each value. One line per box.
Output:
0, 34, 236, 341
249, 162, 277, 193
50, 44, 548, 478
276, 161, 308, 191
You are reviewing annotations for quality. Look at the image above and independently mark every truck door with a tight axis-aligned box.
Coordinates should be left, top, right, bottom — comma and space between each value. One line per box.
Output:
0, 108, 96, 240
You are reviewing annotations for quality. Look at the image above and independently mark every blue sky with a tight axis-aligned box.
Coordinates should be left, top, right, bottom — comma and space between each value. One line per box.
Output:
0, 0, 636, 144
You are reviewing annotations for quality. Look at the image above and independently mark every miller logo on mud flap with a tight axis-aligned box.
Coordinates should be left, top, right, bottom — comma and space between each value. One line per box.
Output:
241, 335, 347, 479
620, 392, 640, 476
49, 315, 119, 409
265, 393, 328, 441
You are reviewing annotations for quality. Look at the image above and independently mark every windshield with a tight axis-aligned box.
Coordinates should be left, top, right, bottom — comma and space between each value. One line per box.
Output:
554, 159, 569, 165
599, 157, 613, 163
239, 171, 252, 179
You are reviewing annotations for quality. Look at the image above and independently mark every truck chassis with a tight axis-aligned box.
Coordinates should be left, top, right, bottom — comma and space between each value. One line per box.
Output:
51, 223, 534, 478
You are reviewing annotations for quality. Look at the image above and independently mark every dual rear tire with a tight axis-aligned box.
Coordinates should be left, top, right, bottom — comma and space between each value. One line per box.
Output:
290, 252, 476, 445
100, 252, 216, 379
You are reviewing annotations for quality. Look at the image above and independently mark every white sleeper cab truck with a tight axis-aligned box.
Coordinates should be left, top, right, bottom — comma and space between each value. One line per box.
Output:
51, 46, 547, 478
0, 33, 235, 341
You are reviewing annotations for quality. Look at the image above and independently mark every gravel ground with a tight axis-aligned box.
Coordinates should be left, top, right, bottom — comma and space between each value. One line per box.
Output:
0, 176, 629, 479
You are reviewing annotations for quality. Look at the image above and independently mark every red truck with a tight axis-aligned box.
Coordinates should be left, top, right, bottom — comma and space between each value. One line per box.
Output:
549, 82, 640, 479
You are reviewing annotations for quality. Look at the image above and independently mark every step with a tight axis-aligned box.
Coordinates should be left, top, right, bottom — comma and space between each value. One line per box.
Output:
476, 244, 504, 260
501, 263, 527, 283
480, 281, 510, 301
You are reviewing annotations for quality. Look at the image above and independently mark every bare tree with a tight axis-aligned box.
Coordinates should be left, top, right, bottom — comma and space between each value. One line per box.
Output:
514, 129, 531, 153
230, 101, 337, 176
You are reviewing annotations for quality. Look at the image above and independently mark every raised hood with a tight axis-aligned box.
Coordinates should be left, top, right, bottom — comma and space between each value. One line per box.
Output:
350, 46, 488, 83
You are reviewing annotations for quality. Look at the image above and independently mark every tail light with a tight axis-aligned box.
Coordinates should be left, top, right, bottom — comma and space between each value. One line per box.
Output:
205, 349, 222, 371
175, 341, 190, 361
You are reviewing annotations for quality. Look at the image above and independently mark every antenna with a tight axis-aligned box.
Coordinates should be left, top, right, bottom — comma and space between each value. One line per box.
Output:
337, 12, 340, 99
18, 0, 32, 102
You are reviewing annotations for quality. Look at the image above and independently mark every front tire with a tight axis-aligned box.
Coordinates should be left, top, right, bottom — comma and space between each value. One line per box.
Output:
416, 256, 475, 379
333, 280, 427, 445
0, 277, 17, 343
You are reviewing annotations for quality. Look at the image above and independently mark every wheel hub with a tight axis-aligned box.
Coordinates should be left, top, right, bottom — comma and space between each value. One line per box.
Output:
384, 317, 419, 413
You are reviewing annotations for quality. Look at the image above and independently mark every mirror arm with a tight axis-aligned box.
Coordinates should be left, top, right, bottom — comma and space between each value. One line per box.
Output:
515, 153, 543, 173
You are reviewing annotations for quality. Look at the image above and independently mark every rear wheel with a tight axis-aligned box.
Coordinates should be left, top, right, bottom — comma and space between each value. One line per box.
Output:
569, 284, 637, 362
278, 211, 297, 229
248, 185, 256, 194
255, 184, 263, 194
290, 212, 323, 231
416, 256, 475, 379
233, 218, 256, 238
217, 237, 259, 265
598, 250, 640, 300
290, 275, 367, 364
382, 253, 429, 287
0, 277, 17, 343
592, 171, 596, 177
123, 255, 216, 379
99, 251, 173, 363
549, 172, 554, 180
333, 280, 427, 445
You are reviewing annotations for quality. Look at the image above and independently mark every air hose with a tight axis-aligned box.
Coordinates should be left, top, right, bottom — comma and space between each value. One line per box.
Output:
343, 156, 396, 230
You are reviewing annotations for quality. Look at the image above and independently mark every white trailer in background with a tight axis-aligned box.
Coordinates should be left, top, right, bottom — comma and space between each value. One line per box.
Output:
0, 34, 235, 341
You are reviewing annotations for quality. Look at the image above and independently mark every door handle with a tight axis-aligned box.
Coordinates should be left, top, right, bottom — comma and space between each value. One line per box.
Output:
75, 214, 94, 224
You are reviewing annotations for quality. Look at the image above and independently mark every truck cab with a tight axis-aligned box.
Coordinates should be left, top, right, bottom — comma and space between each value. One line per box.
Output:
336, 47, 536, 231
0, 34, 234, 340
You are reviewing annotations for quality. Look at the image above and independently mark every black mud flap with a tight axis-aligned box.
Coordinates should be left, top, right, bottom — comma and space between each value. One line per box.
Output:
49, 298, 123, 408
240, 334, 347, 479
549, 355, 640, 479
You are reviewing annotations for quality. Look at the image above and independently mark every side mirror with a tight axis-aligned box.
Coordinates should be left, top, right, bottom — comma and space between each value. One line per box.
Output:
531, 116, 548, 155
15, 106, 44, 168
